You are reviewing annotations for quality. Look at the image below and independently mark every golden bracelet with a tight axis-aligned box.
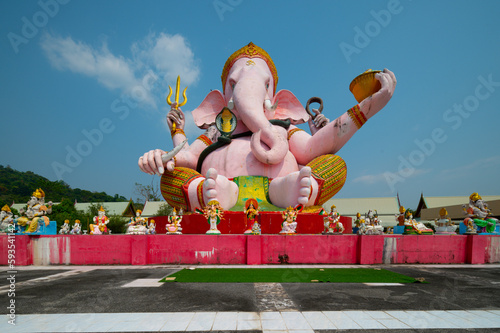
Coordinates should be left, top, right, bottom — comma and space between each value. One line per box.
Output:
347, 104, 367, 129
287, 128, 305, 140
198, 135, 213, 147
171, 128, 186, 137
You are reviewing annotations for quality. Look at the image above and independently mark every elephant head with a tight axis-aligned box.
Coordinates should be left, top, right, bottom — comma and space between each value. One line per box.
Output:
192, 42, 309, 165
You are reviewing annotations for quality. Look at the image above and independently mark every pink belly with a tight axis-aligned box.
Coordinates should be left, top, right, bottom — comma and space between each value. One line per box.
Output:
201, 137, 299, 178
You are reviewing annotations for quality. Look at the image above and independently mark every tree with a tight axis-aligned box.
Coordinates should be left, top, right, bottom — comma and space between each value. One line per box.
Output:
155, 203, 173, 216
134, 179, 161, 203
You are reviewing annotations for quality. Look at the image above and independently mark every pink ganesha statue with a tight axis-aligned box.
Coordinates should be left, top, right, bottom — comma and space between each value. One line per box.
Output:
138, 42, 396, 212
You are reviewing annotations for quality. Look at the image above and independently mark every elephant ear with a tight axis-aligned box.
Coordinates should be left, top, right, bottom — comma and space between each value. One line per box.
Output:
273, 90, 309, 125
192, 90, 226, 129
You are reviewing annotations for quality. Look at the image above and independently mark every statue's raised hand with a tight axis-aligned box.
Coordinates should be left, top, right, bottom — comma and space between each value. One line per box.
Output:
360, 68, 397, 119
166, 103, 185, 131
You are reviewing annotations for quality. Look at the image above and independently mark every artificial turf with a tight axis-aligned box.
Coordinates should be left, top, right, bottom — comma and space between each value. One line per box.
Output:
160, 268, 420, 283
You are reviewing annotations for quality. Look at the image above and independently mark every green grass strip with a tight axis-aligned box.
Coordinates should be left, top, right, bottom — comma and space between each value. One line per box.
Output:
160, 268, 420, 283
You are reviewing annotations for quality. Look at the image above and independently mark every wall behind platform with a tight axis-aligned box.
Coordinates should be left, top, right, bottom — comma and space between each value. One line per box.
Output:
1, 235, 499, 266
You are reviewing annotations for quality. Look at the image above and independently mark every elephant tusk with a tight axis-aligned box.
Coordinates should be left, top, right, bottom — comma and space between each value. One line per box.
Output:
162, 139, 187, 163
227, 98, 235, 110
264, 99, 278, 112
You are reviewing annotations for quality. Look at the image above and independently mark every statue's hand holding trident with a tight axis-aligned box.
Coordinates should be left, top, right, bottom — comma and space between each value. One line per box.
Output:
139, 76, 188, 176
166, 75, 188, 134
162, 76, 188, 171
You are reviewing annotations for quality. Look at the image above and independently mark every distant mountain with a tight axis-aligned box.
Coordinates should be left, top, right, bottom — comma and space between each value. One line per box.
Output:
0, 165, 127, 206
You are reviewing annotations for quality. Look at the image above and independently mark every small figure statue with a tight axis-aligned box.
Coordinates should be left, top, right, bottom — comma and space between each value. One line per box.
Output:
322, 205, 344, 234
280, 205, 301, 234
395, 206, 406, 226
244, 199, 260, 234
146, 219, 156, 235
59, 219, 70, 234
166, 208, 183, 234
126, 209, 148, 235
197, 200, 224, 234
434, 208, 457, 235
90, 206, 109, 235
462, 193, 498, 234
404, 210, 433, 235
0, 205, 15, 233
16, 188, 53, 234
364, 210, 384, 235
70, 220, 82, 235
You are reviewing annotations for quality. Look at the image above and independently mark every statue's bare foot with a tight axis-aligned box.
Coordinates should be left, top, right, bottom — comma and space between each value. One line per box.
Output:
269, 167, 317, 208
203, 168, 239, 210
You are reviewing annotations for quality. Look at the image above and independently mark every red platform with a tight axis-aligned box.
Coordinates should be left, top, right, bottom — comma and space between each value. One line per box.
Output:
153, 212, 352, 234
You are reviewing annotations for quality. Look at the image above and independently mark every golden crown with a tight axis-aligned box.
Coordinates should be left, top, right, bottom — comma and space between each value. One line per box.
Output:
330, 205, 336, 210
99, 205, 105, 212
439, 208, 448, 216
1, 204, 11, 212
221, 42, 278, 94
469, 192, 482, 202
136, 209, 142, 214
64, 219, 69, 223
399, 206, 405, 213
33, 188, 45, 198
75, 220, 81, 223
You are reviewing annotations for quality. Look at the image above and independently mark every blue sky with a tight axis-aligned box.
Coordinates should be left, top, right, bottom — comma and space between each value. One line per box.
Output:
1, 0, 499, 209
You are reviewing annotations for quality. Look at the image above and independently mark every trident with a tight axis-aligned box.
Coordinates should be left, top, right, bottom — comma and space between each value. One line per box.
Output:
166, 76, 187, 131
162, 76, 188, 164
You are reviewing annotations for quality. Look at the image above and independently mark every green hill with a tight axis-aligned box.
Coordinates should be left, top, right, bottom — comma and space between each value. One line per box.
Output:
0, 165, 127, 206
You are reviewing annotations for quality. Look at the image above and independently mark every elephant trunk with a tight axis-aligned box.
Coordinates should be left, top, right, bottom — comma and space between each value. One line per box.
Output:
233, 76, 289, 165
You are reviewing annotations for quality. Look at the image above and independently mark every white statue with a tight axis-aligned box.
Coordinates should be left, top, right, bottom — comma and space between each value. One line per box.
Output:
126, 209, 148, 235
59, 219, 70, 234
434, 208, 457, 234
404, 210, 433, 235
364, 210, 383, 235
0, 205, 14, 233
17, 188, 53, 233
463, 193, 498, 234
70, 220, 82, 234
146, 219, 156, 234
280, 206, 299, 234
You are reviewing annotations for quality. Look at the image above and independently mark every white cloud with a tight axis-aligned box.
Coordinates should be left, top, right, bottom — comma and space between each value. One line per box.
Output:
439, 155, 500, 179
353, 168, 431, 185
40, 32, 200, 109
132, 32, 200, 86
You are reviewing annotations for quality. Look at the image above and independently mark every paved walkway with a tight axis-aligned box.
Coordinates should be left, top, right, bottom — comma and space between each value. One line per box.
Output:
3, 310, 500, 332
2, 265, 500, 332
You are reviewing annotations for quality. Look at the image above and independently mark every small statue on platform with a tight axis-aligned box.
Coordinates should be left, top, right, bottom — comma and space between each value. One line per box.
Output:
146, 219, 156, 234
198, 200, 224, 234
280, 206, 300, 234
462, 193, 498, 234
395, 206, 406, 226
90, 206, 109, 235
59, 219, 70, 234
244, 199, 260, 234
355, 212, 368, 235
16, 188, 53, 234
403, 210, 433, 235
166, 208, 183, 234
70, 220, 82, 235
0, 205, 15, 233
126, 209, 148, 235
434, 208, 457, 235
364, 210, 383, 235
322, 205, 344, 234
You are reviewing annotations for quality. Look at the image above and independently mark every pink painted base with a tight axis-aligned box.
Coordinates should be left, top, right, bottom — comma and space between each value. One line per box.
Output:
1, 234, 499, 266
154, 213, 352, 235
